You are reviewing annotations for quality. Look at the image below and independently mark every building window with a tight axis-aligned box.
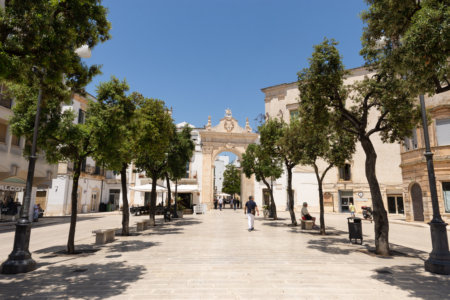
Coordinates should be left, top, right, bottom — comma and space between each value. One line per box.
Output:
0, 84, 12, 109
184, 162, 190, 179
81, 158, 87, 172
443, 182, 450, 213
387, 195, 404, 214
338, 164, 351, 181
0, 123, 7, 143
11, 134, 20, 147
436, 119, 450, 146
78, 109, 85, 124
403, 128, 418, 151
289, 110, 299, 121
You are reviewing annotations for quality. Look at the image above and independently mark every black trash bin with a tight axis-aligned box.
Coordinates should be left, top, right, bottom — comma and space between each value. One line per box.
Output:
347, 217, 363, 244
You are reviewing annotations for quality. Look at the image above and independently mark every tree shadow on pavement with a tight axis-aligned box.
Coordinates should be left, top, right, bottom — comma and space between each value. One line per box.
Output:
287, 226, 348, 236
261, 221, 290, 228
0, 261, 146, 299
371, 264, 450, 299
170, 218, 202, 227
106, 240, 159, 253
140, 217, 202, 236
143, 227, 184, 236
306, 237, 357, 255
306, 234, 429, 260
35, 244, 98, 256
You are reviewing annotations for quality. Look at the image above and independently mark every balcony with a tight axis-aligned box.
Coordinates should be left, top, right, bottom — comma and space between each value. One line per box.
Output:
401, 145, 450, 168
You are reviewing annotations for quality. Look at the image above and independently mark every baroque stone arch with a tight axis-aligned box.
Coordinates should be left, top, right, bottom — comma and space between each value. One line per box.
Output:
200, 109, 258, 208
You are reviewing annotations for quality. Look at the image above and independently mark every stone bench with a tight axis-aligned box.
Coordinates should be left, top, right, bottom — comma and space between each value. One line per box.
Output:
136, 219, 151, 231
193, 204, 206, 214
301, 219, 314, 230
92, 228, 118, 245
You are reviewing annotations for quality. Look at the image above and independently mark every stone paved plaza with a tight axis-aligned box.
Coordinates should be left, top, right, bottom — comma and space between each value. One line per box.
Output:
0, 210, 449, 299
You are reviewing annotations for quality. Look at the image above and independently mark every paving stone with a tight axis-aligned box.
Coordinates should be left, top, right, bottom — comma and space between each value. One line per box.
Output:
0, 210, 449, 299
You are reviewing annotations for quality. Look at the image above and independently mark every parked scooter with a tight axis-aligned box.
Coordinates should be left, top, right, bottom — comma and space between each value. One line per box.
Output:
361, 206, 373, 222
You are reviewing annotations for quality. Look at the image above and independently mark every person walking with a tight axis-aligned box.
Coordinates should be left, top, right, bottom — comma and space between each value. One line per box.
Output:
213, 197, 218, 209
233, 197, 237, 211
245, 195, 259, 231
218, 197, 223, 211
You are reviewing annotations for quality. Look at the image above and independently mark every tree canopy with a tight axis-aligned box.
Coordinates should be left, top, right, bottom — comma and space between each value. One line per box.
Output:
242, 142, 283, 219
361, 0, 449, 95
297, 38, 422, 255
297, 59, 357, 234
133, 98, 174, 225
167, 126, 195, 182
222, 164, 241, 196
0, 0, 110, 90
90, 76, 139, 236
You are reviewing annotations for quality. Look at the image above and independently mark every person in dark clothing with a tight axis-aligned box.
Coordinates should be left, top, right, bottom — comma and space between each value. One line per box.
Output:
244, 195, 259, 231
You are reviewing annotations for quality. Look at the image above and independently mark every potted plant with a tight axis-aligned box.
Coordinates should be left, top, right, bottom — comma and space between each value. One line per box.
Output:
176, 200, 185, 218
262, 205, 270, 219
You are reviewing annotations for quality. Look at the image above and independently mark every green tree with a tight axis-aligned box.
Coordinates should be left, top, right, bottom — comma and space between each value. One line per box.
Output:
242, 143, 283, 220
300, 38, 420, 255
295, 77, 356, 234
166, 125, 195, 216
259, 119, 303, 226
134, 99, 174, 226
90, 77, 138, 236
361, 0, 449, 96
0, 0, 110, 89
10, 87, 113, 253
222, 164, 241, 197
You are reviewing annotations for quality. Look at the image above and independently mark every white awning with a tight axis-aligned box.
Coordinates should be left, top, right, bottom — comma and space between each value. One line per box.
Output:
171, 184, 199, 193
216, 192, 230, 197
129, 184, 167, 192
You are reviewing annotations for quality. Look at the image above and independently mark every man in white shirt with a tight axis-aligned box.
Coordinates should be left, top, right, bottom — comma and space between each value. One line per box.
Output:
301, 202, 316, 227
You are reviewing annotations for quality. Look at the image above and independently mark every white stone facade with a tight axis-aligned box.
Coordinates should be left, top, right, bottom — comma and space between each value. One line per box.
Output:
260, 67, 404, 214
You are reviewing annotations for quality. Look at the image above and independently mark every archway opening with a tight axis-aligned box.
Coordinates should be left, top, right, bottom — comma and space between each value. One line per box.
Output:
213, 151, 241, 209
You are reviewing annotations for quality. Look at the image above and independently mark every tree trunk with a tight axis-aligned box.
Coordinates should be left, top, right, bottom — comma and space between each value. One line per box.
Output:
174, 179, 179, 218
286, 166, 297, 225
261, 177, 277, 220
67, 159, 82, 254
360, 136, 390, 255
312, 163, 326, 234
149, 174, 157, 226
165, 173, 172, 209
120, 163, 130, 236
269, 187, 277, 220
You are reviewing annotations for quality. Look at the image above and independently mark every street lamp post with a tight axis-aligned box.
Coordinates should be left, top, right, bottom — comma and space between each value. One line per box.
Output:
1, 70, 43, 274
1, 46, 91, 274
419, 94, 450, 275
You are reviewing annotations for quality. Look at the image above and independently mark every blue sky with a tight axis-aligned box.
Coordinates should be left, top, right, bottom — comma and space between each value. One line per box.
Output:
85, 0, 368, 129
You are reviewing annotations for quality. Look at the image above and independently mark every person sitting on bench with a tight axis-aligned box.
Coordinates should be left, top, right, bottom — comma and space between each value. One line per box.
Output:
301, 202, 316, 227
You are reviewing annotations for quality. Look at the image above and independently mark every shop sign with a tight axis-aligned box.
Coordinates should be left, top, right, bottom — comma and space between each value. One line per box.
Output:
0, 185, 24, 192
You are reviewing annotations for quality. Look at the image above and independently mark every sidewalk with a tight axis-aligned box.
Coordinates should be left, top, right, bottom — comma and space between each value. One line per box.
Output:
0, 210, 448, 299
321, 211, 450, 231
0, 211, 121, 233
